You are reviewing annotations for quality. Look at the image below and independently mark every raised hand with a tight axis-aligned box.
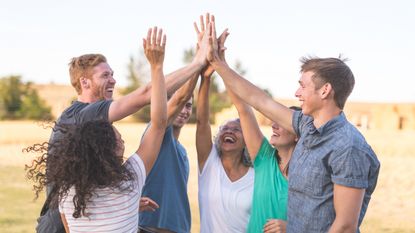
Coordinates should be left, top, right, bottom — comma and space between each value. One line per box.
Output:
194, 13, 212, 50
193, 14, 212, 66
143, 27, 166, 68
206, 21, 221, 63
195, 13, 229, 78
217, 29, 229, 61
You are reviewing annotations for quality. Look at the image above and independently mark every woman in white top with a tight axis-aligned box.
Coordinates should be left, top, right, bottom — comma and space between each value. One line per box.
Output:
195, 16, 254, 232
26, 27, 167, 233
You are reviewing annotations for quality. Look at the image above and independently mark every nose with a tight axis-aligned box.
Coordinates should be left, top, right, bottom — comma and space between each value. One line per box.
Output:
295, 87, 301, 98
109, 75, 116, 84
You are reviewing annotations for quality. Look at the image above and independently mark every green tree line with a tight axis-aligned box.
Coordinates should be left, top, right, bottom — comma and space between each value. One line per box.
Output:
0, 76, 52, 120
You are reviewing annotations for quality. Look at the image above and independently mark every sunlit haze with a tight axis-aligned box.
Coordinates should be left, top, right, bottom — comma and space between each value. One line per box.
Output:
1, 0, 414, 102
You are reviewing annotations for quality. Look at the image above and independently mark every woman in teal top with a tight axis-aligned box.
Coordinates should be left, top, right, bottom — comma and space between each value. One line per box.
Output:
224, 84, 299, 233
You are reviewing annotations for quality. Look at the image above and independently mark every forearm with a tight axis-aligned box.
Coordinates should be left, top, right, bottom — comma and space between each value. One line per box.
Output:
196, 76, 210, 126
150, 66, 167, 129
174, 72, 199, 105
196, 75, 212, 167
225, 82, 253, 116
213, 61, 270, 110
165, 60, 204, 96
108, 85, 151, 122
212, 60, 295, 134
328, 220, 357, 233
225, 82, 263, 158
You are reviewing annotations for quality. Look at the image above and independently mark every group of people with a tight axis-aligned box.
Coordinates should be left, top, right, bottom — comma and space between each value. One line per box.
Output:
27, 14, 380, 233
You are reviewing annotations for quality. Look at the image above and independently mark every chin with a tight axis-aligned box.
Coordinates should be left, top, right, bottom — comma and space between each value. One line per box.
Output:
173, 122, 184, 128
104, 95, 113, 100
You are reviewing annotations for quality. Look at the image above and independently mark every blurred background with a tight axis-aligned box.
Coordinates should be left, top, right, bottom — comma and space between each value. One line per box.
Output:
1, 0, 414, 232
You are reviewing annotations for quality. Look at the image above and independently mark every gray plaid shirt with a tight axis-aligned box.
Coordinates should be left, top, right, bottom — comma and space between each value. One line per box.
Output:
287, 111, 380, 233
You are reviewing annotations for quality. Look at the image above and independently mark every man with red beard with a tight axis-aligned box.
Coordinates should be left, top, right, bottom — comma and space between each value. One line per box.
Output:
37, 23, 210, 233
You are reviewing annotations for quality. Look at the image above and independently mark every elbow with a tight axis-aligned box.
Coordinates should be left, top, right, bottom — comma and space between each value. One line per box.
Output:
196, 115, 209, 126
152, 114, 167, 130
332, 221, 358, 233
142, 85, 152, 105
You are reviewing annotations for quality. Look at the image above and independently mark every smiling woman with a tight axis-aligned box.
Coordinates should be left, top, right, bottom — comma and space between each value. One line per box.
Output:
196, 69, 254, 232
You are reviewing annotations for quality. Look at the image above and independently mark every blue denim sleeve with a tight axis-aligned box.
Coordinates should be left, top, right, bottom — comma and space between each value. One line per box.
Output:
330, 146, 370, 189
292, 110, 303, 137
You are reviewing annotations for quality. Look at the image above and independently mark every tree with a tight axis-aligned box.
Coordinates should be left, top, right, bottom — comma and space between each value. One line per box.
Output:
0, 76, 52, 120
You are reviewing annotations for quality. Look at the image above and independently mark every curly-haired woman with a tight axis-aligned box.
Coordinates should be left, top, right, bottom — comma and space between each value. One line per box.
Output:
26, 27, 167, 233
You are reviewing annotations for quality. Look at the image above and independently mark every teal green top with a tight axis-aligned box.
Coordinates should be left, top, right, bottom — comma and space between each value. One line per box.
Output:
247, 137, 288, 233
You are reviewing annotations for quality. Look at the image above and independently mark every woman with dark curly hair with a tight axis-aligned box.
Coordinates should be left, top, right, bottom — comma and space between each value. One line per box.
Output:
26, 27, 167, 233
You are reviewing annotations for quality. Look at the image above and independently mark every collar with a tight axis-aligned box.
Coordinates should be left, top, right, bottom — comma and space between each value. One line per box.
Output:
309, 112, 347, 135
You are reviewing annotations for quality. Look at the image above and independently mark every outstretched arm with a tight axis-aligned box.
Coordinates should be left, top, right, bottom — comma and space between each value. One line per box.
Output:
166, 73, 198, 125
196, 69, 213, 170
166, 13, 214, 125
207, 20, 295, 134
136, 27, 168, 175
107, 17, 211, 123
226, 86, 263, 161
163, 14, 211, 98
195, 13, 225, 170
215, 26, 264, 161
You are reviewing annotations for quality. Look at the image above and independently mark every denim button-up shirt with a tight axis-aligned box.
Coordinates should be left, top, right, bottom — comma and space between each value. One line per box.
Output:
287, 111, 380, 233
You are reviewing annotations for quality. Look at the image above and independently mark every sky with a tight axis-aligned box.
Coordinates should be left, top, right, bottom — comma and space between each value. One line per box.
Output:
1, 0, 414, 103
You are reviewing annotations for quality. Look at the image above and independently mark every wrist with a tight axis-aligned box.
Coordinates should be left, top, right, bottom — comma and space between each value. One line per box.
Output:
211, 60, 227, 69
192, 55, 207, 68
151, 64, 163, 71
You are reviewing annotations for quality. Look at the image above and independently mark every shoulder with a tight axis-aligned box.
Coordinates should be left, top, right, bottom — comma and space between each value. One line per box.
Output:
329, 125, 380, 188
255, 137, 276, 160
125, 153, 146, 183
292, 110, 313, 136
200, 144, 220, 174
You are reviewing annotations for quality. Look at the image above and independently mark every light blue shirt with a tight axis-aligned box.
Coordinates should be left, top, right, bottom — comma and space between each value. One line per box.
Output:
287, 111, 380, 233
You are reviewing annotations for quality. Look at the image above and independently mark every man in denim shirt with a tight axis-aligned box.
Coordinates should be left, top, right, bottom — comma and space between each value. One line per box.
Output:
208, 31, 380, 233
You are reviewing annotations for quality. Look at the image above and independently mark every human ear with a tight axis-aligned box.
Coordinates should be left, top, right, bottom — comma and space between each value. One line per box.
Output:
80, 77, 90, 89
321, 83, 332, 98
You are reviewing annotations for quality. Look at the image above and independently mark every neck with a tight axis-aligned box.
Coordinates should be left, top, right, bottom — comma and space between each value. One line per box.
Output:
276, 145, 295, 162
276, 145, 295, 177
312, 104, 342, 129
221, 151, 244, 170
172, 125, 182, 140
221, 151, 249, 182
77, 94, 98, 103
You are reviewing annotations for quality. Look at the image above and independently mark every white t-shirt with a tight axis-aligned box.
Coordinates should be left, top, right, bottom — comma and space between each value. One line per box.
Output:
198, 145, 255, 233
59, 154, 146, 233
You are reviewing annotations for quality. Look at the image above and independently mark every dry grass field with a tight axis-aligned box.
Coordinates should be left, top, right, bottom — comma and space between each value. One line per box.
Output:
1, 120, 414, 232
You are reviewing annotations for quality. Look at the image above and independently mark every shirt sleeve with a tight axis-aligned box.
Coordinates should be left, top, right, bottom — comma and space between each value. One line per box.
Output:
254, 137, 275, 166
125, 153, 146, 188
77, 100, 112, 122
292, 110, 304, 137
330, 147, 371, 189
